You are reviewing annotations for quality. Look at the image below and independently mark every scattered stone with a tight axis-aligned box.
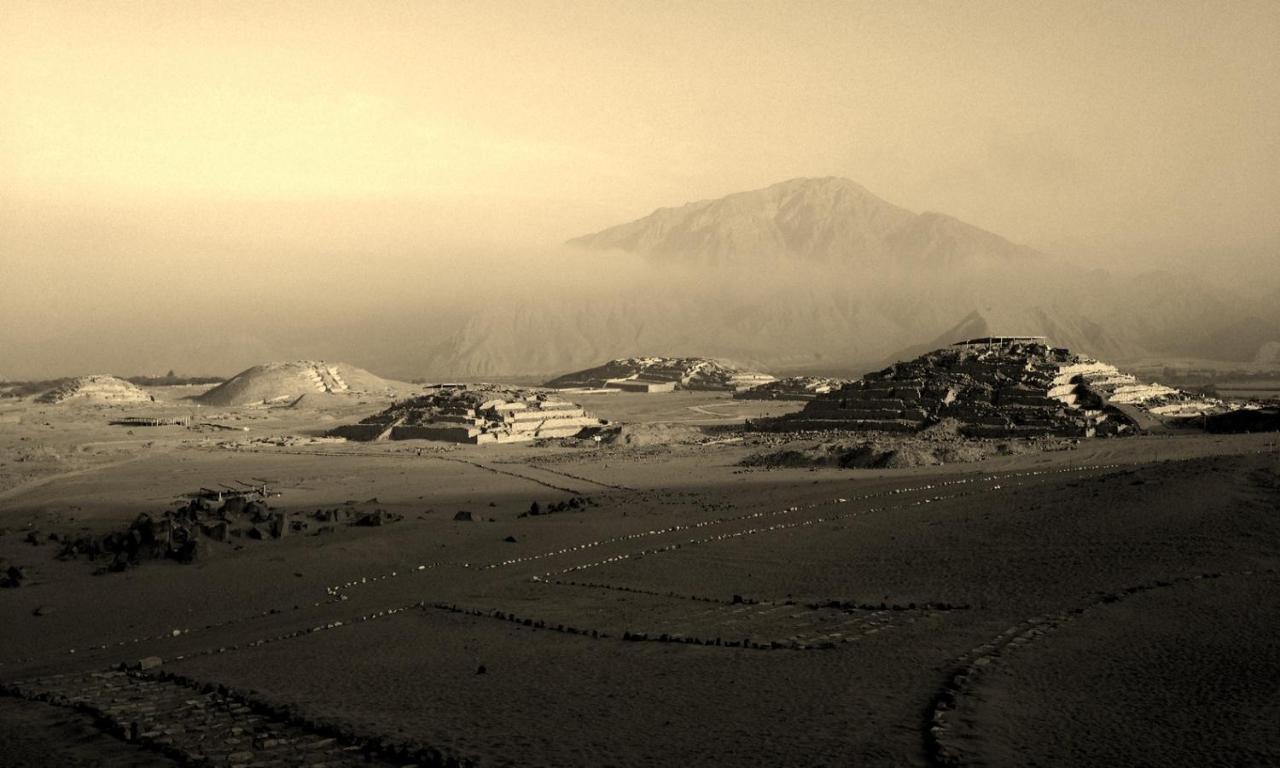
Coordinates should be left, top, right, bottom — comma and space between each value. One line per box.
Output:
453, 511, 474, 522
352, 509, 403, 527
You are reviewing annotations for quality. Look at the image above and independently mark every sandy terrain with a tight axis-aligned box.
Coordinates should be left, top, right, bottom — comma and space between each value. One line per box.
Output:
1, 387, 1277, 766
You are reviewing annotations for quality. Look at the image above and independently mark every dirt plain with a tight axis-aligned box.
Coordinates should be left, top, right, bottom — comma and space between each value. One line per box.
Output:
1, 385, 1278, 767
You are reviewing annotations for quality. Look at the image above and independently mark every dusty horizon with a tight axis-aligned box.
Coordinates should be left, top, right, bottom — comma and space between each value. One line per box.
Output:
3, 1, 1279, 379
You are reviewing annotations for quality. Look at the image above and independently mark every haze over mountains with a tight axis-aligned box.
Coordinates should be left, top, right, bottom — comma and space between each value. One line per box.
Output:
422, 177, 1279, 379
568, 177, 1040, 267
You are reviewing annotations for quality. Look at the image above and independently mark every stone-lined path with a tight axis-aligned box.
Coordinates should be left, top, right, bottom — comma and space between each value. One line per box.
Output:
922, 569, 1280, 767
2, 459, 1142, 767
3, 667, 472, 767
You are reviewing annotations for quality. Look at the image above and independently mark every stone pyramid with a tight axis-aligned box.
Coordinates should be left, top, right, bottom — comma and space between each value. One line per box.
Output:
757, 337, 1235, 438
332, 386, 605, 445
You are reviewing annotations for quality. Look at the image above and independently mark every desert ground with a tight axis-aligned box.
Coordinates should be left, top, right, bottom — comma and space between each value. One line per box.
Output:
1, 386, 1278, 767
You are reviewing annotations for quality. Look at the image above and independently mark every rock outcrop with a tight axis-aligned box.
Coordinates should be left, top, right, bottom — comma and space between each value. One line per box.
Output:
197, 361, 405, 406
755, 337, 1237, 438
547, 357, 774, 392
332, 386, 605, 444
36, 375, 153, 405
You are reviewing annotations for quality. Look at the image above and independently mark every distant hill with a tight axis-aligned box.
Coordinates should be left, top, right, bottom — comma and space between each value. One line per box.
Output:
568, 177, 1039, 266
546, 356, 774, 391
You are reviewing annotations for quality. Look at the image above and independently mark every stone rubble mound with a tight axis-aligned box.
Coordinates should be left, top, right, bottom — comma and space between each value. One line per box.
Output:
734, 376, 850, 401
332, 385, 606, 444
755, 337, 1235, 438
197, 361, 404, 406
51, 491, 401, 573
36, 375, 153, 405
547, 356, 775, 392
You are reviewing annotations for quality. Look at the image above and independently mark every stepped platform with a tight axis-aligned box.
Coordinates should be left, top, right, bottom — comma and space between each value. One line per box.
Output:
754, 338, 1112, 438
331, 386, 605, 445
755, 337, 1249, 438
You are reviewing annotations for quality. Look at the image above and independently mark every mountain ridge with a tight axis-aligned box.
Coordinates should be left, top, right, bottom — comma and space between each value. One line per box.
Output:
567, 176, 1040, 266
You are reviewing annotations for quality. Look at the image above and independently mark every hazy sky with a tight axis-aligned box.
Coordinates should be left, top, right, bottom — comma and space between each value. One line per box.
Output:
3, 1, 1279, 377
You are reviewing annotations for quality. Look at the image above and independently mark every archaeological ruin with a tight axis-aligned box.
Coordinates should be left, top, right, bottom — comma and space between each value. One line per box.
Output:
734, 376, 850, 401
754, 337, 1238, 438
547, 356, 775, 392
331, 386, 606, 444
35, 375, 155, 405
196, 361, 406, 407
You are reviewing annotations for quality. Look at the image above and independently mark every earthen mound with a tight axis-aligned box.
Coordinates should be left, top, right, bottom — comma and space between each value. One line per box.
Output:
332, 385, 605, 444
599, 422, 706, 447
197, 361, 405, 406
36, 375, 153, 405
547, 357, 774, 392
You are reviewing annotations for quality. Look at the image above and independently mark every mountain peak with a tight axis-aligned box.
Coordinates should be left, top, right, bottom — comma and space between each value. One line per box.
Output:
569, 178, 1039, 266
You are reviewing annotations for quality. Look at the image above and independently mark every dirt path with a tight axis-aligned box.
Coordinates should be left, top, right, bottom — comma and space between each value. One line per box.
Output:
0, 453, 149, 505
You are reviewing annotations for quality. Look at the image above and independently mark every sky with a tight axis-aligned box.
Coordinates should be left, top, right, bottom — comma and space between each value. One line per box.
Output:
2, 0, 1279, 377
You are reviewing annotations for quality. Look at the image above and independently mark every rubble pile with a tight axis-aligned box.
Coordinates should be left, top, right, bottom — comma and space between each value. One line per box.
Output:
547, 357, 775, 392
734, 376, 850, 400
752, 337, 1226, 438
52, 491, 402, 573
36, 375, 153, 405
332, 386, 606, 444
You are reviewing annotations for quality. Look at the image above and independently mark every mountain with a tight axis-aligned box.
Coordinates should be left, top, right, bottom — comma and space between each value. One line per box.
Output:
421, 178, 1264, 379
567, 177, 1040, 266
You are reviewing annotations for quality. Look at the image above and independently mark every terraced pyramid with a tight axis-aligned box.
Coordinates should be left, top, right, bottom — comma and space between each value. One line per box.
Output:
757, 337, 1236, 437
